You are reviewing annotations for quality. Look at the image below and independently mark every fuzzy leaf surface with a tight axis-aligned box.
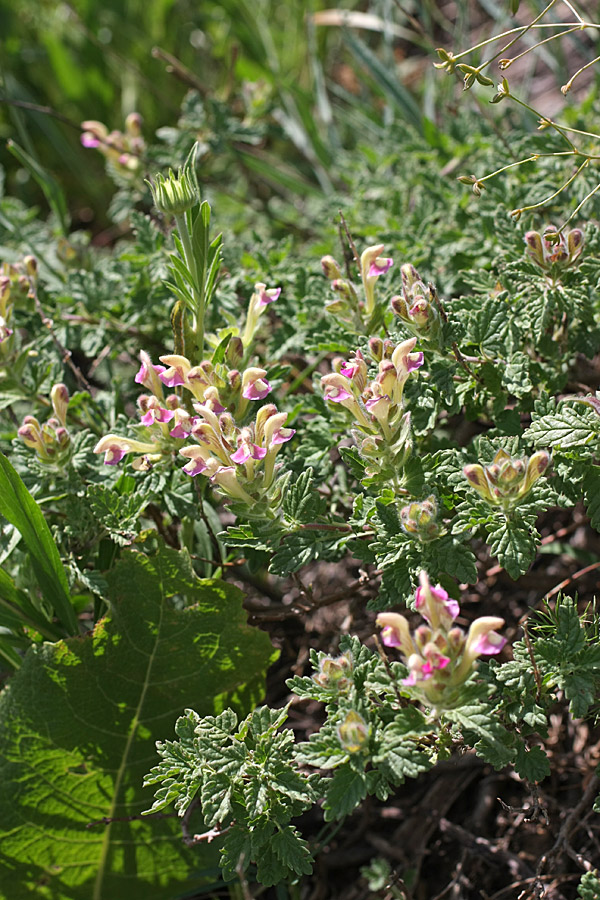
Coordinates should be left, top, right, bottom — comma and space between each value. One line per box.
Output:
0, 545, 276, 900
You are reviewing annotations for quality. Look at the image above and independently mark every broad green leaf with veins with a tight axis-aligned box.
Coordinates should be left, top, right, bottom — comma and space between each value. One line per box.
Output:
0, 545, 277, 900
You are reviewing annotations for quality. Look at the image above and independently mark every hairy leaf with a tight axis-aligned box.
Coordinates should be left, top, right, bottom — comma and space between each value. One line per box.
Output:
0, 545, 276, 900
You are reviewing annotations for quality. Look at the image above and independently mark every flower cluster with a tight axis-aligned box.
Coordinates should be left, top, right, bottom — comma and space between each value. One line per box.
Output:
391, 264, 441, 344
321, 337, 424, 476
179, 401, 295, 506
525, 226, 583, 273
321, 242, 393, 331
94, 347, 294, 508
377, 573, 506, 709
0, 255, 37, 348
18, 384, 72, 469
80, 113, 145, 180
463, 448, 550, 511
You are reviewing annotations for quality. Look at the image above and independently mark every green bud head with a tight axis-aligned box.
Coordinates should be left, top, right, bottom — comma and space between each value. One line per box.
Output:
147, 143, 199, 216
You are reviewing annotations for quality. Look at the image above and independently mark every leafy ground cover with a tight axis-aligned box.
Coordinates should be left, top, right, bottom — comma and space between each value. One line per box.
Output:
1, 2, 600, 899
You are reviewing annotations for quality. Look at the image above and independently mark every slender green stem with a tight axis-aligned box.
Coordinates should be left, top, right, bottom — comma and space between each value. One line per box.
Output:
450, 22, 588, 63
556, 180, 600, 233
175, 212, 205, 362
543, 122, 600, 140
509, 94, 578, 152
562, 53, 600, 94
513, 158, 589, 217
500, 25, 581, 68
478, 0, 561, 73
478, 152, 574, 184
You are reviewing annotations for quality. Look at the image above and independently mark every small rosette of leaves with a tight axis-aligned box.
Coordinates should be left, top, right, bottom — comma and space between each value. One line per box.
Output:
144, 706, 319, 886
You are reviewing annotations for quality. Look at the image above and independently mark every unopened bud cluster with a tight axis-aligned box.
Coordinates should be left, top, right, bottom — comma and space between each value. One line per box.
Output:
463, 448, 550, 511
391, 264, 441, 344
18, 383, 72, 469
525, 226, 583, 274
377, 572, 506, 710
321, 242, 394, 331
146, 144, 199, 216
400, 495, 442, 542
80, 113, 145, 181
321, 337, 424, 477
313, 652, 353, 694
0, 256, 37, 349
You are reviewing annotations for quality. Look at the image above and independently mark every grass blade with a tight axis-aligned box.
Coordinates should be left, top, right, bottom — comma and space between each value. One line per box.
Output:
0, 454, 77, 634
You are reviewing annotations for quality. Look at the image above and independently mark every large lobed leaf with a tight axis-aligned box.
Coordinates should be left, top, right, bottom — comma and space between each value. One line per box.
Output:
0, 545, 277, 900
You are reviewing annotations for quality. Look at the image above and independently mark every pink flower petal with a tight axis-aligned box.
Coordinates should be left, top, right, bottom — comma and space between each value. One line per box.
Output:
242, 379, 272, 400
326, 387, 353, 403
271, 427, 295, 445
368, 258, 394, 277
257, 287, 281, 307
140, 407, 174, 426
340, 361, 359, 378
406, 352, 424, 373
380, 625, 402, 648
103, 447, 127, 465
135, 363, 166, 386
159, 369, 186, 388
231, 446, 251, 464
81, 133, 101, 148
183, 458, 208, 477
472, 633, 507, 656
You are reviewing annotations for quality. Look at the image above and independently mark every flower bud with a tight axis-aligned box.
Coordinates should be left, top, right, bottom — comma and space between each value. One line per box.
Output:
226, 335, 244, 366
368, 336, 384, 361
313, 652, 353, 692
125, 112, 143, 136
146, 145, 199, 216
321, 255, 342, 280
337, 710, 369, 754
50, 383, 69, 427
400, 495, 441, 541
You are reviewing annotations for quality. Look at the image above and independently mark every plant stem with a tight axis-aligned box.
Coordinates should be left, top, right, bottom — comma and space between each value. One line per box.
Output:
175, 212, 205, 362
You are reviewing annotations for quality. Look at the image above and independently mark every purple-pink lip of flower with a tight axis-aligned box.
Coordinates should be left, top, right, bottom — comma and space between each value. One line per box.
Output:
135, 363, 166, 385
103, 446, 128, 466
231, 443, 268, 464
406, 352, 425, 373
242, 380, 272, 400
159, 369, 187, 388
140, 407, 174, 426
365, 395, 390, 412
81, 133, 101, 148
182, 458, 208, 477
271, 427, 295, 445
203, 397, 226, 414
471, 632, 507, 656
422, 656, 450, 676
415, 583, 460, 622
380, 625, 402, 648
257, 287, 281, 307
368, 258, 394, 277
325, 386, 353, 403
340, 361, 360, 378
169, 422, 191, 439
